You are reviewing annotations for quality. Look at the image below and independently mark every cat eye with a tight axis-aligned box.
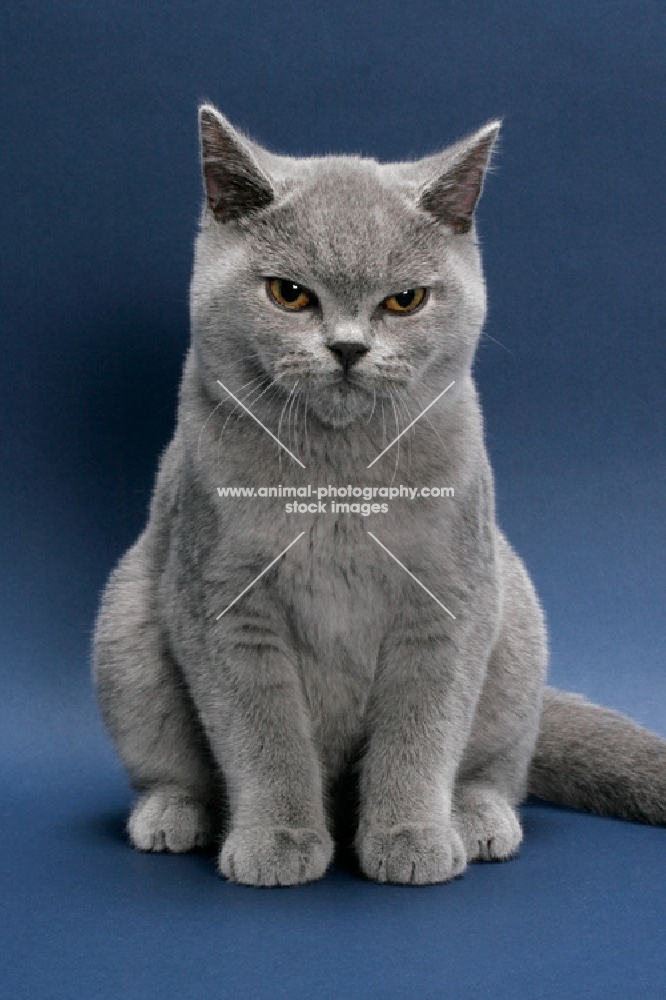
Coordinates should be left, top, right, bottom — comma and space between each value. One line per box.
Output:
382, 287, 427, 314
267, 278, 316, 311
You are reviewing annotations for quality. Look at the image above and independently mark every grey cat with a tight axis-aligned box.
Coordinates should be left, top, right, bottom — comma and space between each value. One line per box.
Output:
93, 105, 666, 886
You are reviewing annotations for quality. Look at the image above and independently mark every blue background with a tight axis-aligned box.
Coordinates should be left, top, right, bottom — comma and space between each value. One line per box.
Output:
1, 1, 664, 997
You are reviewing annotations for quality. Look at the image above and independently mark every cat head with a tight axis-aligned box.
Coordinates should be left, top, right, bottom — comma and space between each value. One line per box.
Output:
191, 104, 499, 428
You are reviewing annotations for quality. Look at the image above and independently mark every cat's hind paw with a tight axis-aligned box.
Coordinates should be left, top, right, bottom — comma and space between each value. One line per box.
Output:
128, 788, 214, 853
453, 788, 522, 862
355, 823, 467, 885
219, 826, 334, 886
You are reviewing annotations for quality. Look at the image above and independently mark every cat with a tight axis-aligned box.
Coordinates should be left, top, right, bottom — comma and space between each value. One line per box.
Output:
92, 104, 666, 886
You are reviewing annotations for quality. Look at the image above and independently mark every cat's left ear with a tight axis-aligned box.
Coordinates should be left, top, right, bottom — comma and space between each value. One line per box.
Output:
199, 104, 274, 222
418, 121, 501, 234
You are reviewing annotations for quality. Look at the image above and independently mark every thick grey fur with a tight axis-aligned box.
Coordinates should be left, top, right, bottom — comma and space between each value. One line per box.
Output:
93, 105, 666, 886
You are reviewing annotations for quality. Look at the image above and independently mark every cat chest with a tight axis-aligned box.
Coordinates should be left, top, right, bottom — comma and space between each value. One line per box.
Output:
277, 522, 391, 665
277, 533, 387, 768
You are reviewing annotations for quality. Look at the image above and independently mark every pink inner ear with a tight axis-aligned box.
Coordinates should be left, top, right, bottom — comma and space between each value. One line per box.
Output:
199, 110, 274, 222
421, 167, 483, 233
203, 162, 230, 218
453, 166, 484, 220
204, 163, 225, 209
420, 127, 498, 232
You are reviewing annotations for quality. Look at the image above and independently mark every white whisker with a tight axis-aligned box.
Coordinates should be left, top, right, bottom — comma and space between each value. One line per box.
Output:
305, 392, 311, 460
216, 376, 269, 466
389, 390, 401, 486
277, 382, 298, 474
287, 382, 300, 457
365, 386, 377, 425
404, 386, 447, 455
394, 387, 415, 477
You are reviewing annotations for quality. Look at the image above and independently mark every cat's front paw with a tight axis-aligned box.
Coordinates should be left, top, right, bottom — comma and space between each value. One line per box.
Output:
355, 823, 467, 885
128, 788, 214, 852
453, 787, 522, 862
219, 826, 334, 886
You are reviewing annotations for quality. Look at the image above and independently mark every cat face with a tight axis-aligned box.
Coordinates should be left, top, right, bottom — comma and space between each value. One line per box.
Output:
191, 107, 498, 428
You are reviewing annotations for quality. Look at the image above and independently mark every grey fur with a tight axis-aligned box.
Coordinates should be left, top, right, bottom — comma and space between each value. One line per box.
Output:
93, 106, 666, 886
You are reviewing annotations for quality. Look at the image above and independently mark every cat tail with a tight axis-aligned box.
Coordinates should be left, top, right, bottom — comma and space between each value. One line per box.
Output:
528, 687, 666, 824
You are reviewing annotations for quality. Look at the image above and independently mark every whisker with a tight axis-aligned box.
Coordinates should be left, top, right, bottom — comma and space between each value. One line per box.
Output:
216, 376, 271, 466
303, 392, 310, 461
380, 394, 386, 450
388, 389, 401, 486
403, 385, 448, 455
277, 382, 298, 474
202, 373, 264, 463
365, 386, 377, 425
243, 376, 278, 415
220, 351, 264, 368
214, 353, 266, 381
224, 375, 269, 437
287, 382, 300, 457
231, 376, 273, 421
297, 390, 308, 465
234, 373, 266, 398
480, 331, 512, 353
394, 387, 414, 478
197, 400, 225, 461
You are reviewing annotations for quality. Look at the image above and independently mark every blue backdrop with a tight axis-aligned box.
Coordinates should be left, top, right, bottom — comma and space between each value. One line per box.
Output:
2, 2, 664, 997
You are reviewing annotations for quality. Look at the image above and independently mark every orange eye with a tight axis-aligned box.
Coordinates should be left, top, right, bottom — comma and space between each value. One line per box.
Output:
268, 278, 314, 310
382, 287, 427, 314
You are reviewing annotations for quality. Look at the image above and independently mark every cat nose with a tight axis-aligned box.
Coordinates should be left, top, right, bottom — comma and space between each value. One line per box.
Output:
327, 341, 369, 372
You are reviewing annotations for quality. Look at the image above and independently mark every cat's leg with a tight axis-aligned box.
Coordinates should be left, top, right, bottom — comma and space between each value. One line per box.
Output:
354, 603, 496, 885
183, 596, 333, 887
453, 538, 548, 862
93, 536, 218, 852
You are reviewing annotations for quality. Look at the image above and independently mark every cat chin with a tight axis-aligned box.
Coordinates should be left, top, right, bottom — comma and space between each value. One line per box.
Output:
306, 390, 374, 429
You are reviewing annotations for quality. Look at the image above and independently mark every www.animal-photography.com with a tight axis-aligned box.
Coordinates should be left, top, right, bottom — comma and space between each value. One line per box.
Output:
2, 2, 664, 998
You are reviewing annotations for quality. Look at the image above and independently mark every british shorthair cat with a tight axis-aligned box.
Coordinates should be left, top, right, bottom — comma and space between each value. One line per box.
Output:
93, 105, 666, 885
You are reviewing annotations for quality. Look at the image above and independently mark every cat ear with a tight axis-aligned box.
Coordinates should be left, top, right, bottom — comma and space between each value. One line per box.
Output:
418, 121, 501, 233
198, 105, 274, 222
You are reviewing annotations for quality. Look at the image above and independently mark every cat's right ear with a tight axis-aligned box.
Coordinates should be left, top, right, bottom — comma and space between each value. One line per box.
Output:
417, 121, 501, 234
198, 105, 274, 222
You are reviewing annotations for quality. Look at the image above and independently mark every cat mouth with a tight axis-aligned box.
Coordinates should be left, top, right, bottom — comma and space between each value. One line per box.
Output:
327, 371, 365, 391
325, 370, 376, 402
273, 367, 405, 427
305, 372, 377, 427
